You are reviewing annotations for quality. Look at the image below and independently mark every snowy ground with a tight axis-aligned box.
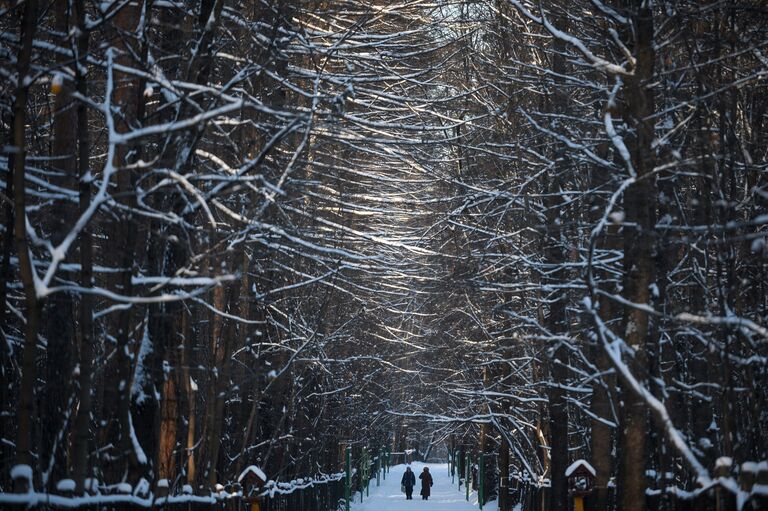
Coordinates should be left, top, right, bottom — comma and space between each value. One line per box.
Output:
353, 462, 497, 511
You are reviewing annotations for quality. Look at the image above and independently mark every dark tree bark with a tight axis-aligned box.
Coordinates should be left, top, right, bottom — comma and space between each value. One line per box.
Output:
40, 2, 79, 485
11, 0, 41, 488
100, 0, 145, 482
543, 18, 571, 511
71, 0, 94, 493
617, 5, 657, 511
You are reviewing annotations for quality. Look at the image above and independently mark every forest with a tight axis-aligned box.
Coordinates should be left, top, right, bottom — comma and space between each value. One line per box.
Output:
1, 1, 767, 510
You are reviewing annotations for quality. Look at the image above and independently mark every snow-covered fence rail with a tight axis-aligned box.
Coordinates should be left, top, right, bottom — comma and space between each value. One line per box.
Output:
259, 473, 345, 511
501, 472, 548, 511
0, 473, 346, 511
0, 445, 386, 511
0, 492, 229, 510
500, 470, 768, 511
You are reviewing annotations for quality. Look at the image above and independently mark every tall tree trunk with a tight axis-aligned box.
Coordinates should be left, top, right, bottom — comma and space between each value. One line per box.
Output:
41, 2, 79, 485
589, 155, 619, 511
180, 308, 198, 487
201, 281, 229, 489
544, 22, 570, 511
101, 0, 145, 482
234, 250, 258, 476
617, 5, 657, 511
71, 0, 93, 491
157, 371, 179, 481
0, 38, 17, 492
11, 0, 41, 489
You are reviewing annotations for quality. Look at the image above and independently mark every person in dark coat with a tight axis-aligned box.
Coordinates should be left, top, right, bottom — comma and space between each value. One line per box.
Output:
401, 466, 416, 500
419, 467, 433, 500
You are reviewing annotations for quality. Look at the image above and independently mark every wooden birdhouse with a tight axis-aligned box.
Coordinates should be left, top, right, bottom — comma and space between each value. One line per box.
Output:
238, 465, 267, 500
565, 459, 595, 496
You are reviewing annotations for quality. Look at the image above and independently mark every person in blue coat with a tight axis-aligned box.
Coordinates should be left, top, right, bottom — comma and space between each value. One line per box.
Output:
401, 466, 416, 499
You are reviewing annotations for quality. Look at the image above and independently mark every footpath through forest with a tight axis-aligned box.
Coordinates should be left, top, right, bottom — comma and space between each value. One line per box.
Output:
354, 462, 500, 511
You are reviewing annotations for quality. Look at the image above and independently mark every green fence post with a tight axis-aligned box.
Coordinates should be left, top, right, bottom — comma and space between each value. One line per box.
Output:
458, 449, 461, 490
465, 452, 470, 501
359, 447, 364, 503
363, 446, 370, 498
345, 446, 351, 511
451, 450, 455, 484
479, 454, 484, 510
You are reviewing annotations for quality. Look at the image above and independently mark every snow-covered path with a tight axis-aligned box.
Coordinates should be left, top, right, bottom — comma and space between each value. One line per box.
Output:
353, 462, 489, 511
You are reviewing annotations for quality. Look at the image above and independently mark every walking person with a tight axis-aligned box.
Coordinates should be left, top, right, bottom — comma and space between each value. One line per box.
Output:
401, 466, 416, 500
419, 467, 433, 500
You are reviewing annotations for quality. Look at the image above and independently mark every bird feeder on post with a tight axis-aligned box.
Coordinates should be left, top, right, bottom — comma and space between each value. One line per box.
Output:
566, 459, 596, 511
238, 465, 267, 511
